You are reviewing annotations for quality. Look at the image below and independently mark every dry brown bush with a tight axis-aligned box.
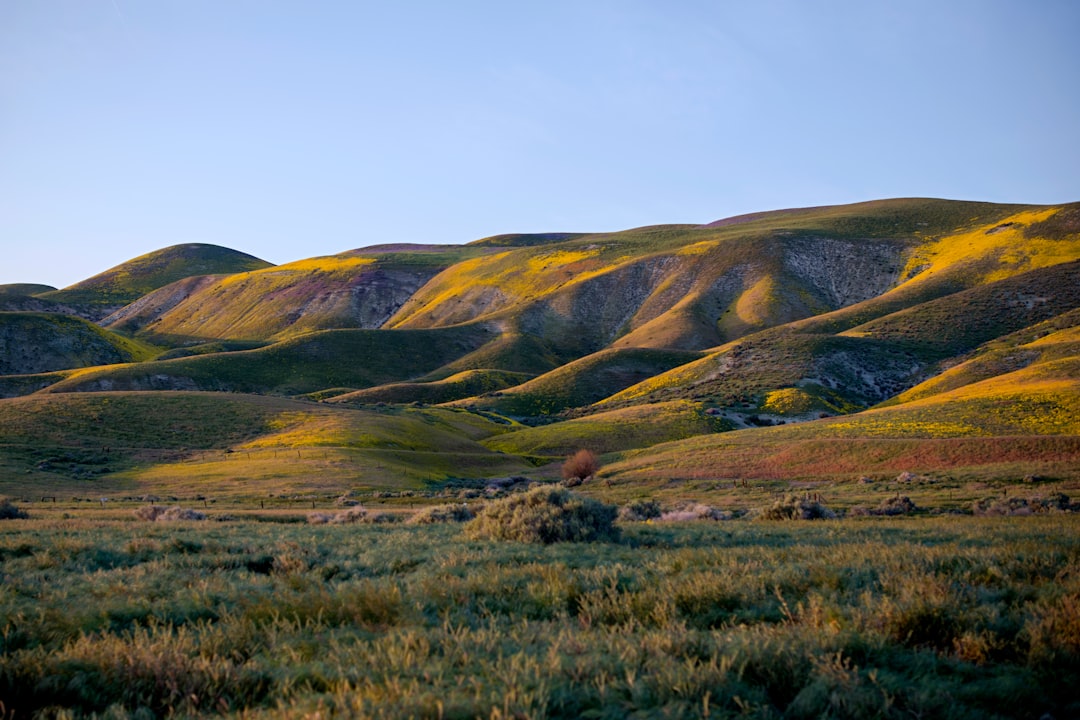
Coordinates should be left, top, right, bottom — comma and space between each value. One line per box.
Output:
562, 449, 599, 484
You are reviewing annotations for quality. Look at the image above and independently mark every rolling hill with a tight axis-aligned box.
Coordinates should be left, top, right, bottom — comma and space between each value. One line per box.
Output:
0, 312, 160, 377
1, 197, 1078, 499
39, 243, 273, 318
105, 245, 492, 342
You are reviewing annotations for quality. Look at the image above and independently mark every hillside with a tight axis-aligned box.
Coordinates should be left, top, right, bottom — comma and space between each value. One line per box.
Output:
103, 245, 492, 342
0, 312, 159, 377
1, 197, 1078, 500
0, 391, 530, 497
37, 324, 499, 396
0, 284, 56, 296
39, 243, 272, 318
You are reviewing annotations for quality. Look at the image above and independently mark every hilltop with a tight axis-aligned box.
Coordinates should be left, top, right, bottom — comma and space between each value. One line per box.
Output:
38, 243, 273, 318
0, 197, 1077, 500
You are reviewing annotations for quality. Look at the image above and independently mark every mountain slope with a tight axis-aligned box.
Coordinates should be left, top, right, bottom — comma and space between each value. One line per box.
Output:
388, 199, 1032, 359
600, 233, 1080, 420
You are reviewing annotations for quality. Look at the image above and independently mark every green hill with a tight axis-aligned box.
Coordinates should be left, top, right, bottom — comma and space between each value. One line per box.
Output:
0, 391, 530, 498
600, 259, 1080, 422
327, 369, 534, 406
37, 324, 499, 396
459, 347, 704, 417
0, 283, 56, 296
40, 244, 272, 316
599, 333, 1080, 493
0, 312, 160, 376
481, 400, 730, 457
3, 197, 1078, 501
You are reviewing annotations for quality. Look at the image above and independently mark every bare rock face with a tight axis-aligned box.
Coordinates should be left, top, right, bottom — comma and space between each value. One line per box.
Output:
783, 237, 905, 309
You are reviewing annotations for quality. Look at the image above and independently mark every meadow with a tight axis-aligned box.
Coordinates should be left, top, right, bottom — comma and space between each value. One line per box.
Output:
2, 509, 1078, 719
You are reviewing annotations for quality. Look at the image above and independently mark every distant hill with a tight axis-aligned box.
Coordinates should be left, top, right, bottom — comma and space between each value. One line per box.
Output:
2, 197, 1078, 496
0, 283, 57, 296
39, 243, 272, 317
105, 246, 491, 342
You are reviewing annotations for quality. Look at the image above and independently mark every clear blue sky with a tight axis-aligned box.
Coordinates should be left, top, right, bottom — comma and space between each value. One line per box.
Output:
2, 1, 1078, 288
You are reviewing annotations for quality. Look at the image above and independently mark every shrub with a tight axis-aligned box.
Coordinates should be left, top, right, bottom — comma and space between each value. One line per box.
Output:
133, 505, 205, 521
876, 495, 917, 516
465, 486, 619, 544
658, 502, 730, 522
562, 449, 599, 485
757, 494, 836, 521
0, 499, 28, 520
618, 499, 662, 522
159, 506, 207, 521
330, 506, 369, 524
972, 497, 1032, 516
134, 505, 166, 521
408, 503, 476, 524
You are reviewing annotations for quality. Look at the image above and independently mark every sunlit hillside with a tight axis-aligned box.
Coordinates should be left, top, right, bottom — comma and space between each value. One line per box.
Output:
1, 198, 1078, 498
39, 243, 273, 316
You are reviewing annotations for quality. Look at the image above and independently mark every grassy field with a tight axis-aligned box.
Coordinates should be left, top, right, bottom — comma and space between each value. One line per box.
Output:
1, 511, 1077, 719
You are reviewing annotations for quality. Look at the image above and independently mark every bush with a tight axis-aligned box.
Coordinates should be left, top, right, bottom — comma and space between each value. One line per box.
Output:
562, 449, 599, 485
757, 494, 836, 521
134, 505, 206, 521
0, 499, 28, 520
876, 495, 917, 516
658, 503, 731, 522
408, 503, 476, 525
465, 486, 619, 544
618, 499, 662, 522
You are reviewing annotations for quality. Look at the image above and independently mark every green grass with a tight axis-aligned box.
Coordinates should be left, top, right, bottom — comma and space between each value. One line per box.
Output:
328, 368, 534, 406
483, 400, 731, 457
0, 392, 530, 499
38, 325, 499, 396
1, 514, 1078, 718
465, 347, 704, 417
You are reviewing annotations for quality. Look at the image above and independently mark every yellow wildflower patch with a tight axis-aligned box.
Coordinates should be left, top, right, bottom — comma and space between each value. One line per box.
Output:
762, 388, 816, 416
901, 208, 1075, 286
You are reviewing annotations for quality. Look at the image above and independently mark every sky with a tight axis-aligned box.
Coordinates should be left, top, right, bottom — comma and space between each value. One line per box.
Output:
2, 1, 1078, 289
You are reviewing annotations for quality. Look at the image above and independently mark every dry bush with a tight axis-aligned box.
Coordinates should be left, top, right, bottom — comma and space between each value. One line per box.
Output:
876, 495, 917, 516
134, 505, 206, 521
307, 512, 335, 525
972, 497, 1032, 516
465, 486, 619, 544
562, 449, 599, 485
408, 503, 476, 525
365, 512, 404, 524
618, 500, 662, 522
0, 499, 28, 520
133, 505, 166, 521
330, 506, 369, 524
757, 494, 836, 521
658, 503, 730, 522
159, 506, 207, 521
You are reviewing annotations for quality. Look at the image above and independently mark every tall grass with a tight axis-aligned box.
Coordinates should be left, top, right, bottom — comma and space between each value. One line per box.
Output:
1, 515, 1078, 718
